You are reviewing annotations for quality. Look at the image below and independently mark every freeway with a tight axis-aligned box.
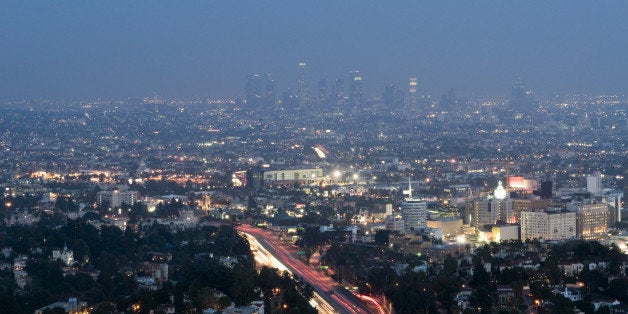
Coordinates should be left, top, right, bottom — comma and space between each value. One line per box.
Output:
238, 224, 382, 314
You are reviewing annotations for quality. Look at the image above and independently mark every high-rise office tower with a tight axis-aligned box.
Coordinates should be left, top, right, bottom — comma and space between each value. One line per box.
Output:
245, 74, 263, 106
383, 85, 396, 108
264, 74, 276, 105
409, 77, 418, 108
333, 78, 345, 107
349, 70, 363, 110
318, 79, 329, 107
297, 62, 310, 106
281, 90, 297, 109
395, 89, 405, 111
383, 85, 405, 110
510, 77, 537, 114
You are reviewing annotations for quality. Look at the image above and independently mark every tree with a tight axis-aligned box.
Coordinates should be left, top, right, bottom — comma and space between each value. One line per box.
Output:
608, 278, 628, 303
42, 307, 65, 314
443, 255, 458, 275
549, 294, 574, 313
608, 243, 626, 276
385, 271, 434, 313
469, 285, 492, 314
374, 230, 390, 246
435, 272, 460, 313
470, 263, 490, 289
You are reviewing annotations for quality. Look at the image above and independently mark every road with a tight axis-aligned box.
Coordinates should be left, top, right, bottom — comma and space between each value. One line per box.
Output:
238, 224, 382, 314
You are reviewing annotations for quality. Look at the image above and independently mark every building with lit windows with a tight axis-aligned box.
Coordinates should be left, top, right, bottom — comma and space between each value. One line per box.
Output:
402, 198, 427, 233
512, 198, 551, 223
520, 208, 576, 241
385, 214, 405, 233
571, 202, 609, 240
245, 74, 263, 106
401, 181, 427, 233
263, 168, 323, 183
97, 190, 139, 208
349, 70, 363, 110
297, 62, 310, 106
466, 182, 514, 227
586, 171, 602, 195
408, 77, 418, 108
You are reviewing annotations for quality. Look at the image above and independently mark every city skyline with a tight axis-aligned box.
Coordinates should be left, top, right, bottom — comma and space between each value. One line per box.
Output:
2, 1, 628, 100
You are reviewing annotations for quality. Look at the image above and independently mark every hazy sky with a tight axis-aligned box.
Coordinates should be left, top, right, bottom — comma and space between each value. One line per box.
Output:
2, 1, 628, 100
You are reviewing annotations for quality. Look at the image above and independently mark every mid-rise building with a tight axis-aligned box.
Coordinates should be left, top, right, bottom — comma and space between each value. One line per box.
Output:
466, 182, 514, 227
586, 171, 602, 195
512, 198, 551, 223
606, 194, 622, 227
571, 202, 609, 240
97, 190, 139, 208
520, 208, 576, 241
385, 214, 405, 234
401, 181, 427, 233
426, 218, 463, 237
402, 198, 427, 233
263, 168, 323, 183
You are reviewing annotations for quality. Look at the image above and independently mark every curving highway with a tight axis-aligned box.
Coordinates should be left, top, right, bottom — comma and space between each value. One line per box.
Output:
238, 224, 381, 314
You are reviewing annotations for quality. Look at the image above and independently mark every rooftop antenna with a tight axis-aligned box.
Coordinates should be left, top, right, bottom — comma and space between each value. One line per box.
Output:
408, 175, 413, 198
403, 175, 413, 198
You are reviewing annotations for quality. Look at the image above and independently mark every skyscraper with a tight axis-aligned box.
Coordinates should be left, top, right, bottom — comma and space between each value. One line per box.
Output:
318, 79, 329, 107
409, 77, 418, 108
297, 62, 310, 106
264, 74, 276, 105
245, 74, 263, 106
333, 78, 345, 107
510, 77, 537, 114
349, 70, 363, 110
383, 85, 405, 110
383, 85, 396, 108
395, 88, 405, 111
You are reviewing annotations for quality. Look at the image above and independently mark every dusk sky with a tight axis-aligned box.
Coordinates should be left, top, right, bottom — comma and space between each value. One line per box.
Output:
2, 1, 628, 100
